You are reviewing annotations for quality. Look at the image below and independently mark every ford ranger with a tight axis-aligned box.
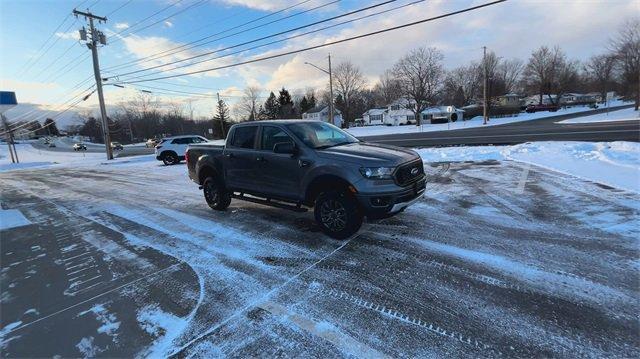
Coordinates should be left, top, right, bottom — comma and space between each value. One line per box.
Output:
186, 120, 426, 239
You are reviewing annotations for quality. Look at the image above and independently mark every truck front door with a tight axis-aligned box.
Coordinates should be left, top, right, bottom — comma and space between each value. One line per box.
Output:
256, 125, 303, 200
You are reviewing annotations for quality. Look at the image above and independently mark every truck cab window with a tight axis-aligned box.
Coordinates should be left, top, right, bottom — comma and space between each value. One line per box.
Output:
261, 126, 293, 151
231, 126, 257, 149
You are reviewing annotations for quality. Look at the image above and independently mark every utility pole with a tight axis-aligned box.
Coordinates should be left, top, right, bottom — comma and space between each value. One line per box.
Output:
1, 115, 17, 163
482, 46, 488, 125
304, 54, 335, 126
74, 9, 113, 160
328, 53, 335, 126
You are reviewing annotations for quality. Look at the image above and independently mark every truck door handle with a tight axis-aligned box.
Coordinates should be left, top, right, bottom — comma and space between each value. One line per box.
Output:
256, 156, 265, 162
225, 153, 234, 158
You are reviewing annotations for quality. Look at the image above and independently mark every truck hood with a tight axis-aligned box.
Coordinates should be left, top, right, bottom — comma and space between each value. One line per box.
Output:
316, 142, 419, 166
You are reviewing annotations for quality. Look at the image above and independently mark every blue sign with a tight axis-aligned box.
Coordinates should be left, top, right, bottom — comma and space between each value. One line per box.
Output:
0, 91, 17, 106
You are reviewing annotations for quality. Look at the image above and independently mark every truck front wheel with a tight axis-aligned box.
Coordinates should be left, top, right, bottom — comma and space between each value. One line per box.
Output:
314, 190, 363, 239
203, 177, 231, 210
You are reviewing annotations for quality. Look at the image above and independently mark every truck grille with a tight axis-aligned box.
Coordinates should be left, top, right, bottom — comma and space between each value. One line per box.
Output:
394, 160, 424, 186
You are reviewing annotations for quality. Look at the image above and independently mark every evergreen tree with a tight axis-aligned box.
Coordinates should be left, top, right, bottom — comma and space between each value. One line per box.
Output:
213, 99, 230, 138
299, 96, 313, 115
309, 93, 317, 109
43, 118, 60, 136
263, 92, 279, 119
278, 87, 294, 118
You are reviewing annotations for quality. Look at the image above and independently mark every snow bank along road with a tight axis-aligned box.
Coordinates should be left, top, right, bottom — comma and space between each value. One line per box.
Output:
0, 159, 638, 357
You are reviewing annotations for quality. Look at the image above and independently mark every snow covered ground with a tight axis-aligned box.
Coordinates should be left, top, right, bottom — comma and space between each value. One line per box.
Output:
416, 141, 640, 193
346, 101, 632, 137
558, 106, 639, 124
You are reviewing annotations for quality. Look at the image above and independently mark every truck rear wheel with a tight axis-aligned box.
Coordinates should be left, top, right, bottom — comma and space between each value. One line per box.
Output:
203, 177, 231, 210
314, 190, 362, 239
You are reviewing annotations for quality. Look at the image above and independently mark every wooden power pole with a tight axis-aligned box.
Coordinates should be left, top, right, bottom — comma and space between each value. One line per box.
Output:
74, 9, 113, 160
482, 46, 488, 125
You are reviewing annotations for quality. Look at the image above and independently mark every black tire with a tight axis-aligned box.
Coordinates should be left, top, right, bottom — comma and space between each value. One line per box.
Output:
203, 176, 231, 211
162, 152, 179, 165
314, 190, 363, 239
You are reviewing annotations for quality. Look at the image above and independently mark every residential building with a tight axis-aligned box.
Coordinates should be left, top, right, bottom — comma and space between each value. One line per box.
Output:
362, 108, 386, 126
495, 93, 522, 108
301, 106, 343, 127
386, 98, 416, 125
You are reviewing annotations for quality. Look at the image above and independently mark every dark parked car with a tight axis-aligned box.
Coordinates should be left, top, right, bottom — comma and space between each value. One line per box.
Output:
110, 142, 124, 151
186, 120, 426, 239
525, 103, 559, 113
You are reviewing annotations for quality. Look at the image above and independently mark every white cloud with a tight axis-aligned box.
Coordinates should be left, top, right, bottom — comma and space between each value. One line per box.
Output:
164, 21, 174, 28
218, 0, 318, 11
55, 31, 80, 40
114, 23, 130, 30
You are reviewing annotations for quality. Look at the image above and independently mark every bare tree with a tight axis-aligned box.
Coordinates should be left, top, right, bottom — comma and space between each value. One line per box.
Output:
524, 45, 568, 105
610, 18, 640, 110
585, 54, 616, 102
443, 62, 481, 107
392, 47, 445, 125
237, 86, 262, 121
373, 69, 402, 106
497, 58, 524, 94
333, 61, 366, 127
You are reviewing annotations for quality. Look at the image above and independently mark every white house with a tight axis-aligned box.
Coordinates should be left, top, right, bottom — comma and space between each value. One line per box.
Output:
362, 108, 386, 126
495, 93, 522, 108
421, 106, 464, 123
302, 106, 343, 127
385, 98, 416, 125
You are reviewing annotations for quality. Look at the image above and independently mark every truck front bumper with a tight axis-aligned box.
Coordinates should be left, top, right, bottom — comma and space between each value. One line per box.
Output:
355, 177, 426, 219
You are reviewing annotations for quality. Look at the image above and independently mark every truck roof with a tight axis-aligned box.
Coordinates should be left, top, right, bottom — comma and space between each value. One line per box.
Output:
233, 119, 325, 126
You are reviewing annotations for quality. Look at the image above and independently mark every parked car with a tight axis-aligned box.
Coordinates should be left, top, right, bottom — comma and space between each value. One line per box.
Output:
525, 104, 559, 113
110, 142, 124, 151
186, 120, 426, 239
155, 135, 209, 165
146, 138, 159, 148
48, 142, 56, 148
73, 143, 87, 151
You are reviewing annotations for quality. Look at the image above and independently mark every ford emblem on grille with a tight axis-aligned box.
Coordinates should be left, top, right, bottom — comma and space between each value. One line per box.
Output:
410, 167, 419, 175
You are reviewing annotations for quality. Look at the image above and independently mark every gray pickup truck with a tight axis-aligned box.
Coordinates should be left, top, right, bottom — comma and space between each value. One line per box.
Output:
186, 120, 426, 239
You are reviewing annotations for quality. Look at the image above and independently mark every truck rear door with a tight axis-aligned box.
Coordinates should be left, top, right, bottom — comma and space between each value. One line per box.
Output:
223, 125, 260, 192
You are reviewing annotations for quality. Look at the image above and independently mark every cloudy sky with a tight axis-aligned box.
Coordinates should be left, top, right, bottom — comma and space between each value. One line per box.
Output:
0, 0, 637, 126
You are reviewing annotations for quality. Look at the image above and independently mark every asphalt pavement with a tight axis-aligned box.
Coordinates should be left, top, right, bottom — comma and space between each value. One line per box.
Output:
1, 160, 638, 357
359, 105, 640, 147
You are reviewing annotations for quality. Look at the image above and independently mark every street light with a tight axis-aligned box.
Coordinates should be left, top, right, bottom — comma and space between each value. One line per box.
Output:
304, 54, 335, 126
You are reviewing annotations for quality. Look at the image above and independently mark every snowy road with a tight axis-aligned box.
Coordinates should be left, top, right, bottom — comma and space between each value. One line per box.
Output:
1, 160, 638, 357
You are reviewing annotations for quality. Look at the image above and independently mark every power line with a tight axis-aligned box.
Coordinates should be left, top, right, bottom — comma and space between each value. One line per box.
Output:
110, 0, 186, 39
114, 0, 420, 82
106, 0, 133, 17
117, 0, 507, 85
104, 0, 319, 71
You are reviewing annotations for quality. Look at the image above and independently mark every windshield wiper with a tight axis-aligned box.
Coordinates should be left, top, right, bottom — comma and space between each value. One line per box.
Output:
315, 141, 354, 150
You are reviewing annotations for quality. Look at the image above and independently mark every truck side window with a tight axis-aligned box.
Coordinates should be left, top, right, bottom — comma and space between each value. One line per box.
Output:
261, 126, 293, 151
230, 126, 257, 149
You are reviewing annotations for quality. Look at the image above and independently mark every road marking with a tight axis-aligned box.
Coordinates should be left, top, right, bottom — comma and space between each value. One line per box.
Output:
2, 262, 183, 336
259, 301, 389, 358
169, 236, 357, 357
515, 163, 531, 194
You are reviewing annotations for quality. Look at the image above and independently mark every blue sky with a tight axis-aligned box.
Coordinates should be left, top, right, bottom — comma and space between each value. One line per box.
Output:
1, 0, 638, 125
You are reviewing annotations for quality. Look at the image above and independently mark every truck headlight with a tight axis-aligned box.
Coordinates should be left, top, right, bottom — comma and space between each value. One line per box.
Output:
359, 167, 394, 179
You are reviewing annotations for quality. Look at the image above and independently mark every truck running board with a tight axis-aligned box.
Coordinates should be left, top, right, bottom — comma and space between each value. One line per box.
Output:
232, 193, 308, 213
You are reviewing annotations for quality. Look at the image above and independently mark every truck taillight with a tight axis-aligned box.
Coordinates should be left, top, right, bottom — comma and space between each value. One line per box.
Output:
185, 149, 189, 164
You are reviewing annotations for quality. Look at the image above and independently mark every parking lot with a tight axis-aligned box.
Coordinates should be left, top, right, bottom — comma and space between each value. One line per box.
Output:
1, 159, 638, 357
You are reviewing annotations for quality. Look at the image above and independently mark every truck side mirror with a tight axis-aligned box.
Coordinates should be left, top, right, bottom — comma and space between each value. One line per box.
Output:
273, 142, 296, 155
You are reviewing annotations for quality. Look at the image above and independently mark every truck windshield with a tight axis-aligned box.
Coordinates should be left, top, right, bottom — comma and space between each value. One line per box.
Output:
287, 122, 358, 149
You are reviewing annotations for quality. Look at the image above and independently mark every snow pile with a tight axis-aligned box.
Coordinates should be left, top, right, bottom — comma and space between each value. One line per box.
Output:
558, 106, 639, 124
0, 209, 32, 230
347, 102, 631, 137
0, 143, 105, 172
416, 141, 640, 193
137, 304, 189, 357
